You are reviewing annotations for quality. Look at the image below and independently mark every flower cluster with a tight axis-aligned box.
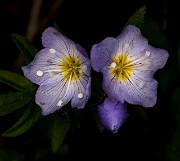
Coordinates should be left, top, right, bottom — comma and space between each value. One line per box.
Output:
22, 25, 169, 133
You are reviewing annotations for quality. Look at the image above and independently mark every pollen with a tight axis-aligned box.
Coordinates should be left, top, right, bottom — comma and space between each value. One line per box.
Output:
49, 48, 56, 54
57, 100, 63, 106
60, 56, 82, 81
111, 54, 134, 81
78, 93, 84, 99
36, 70, 43, 76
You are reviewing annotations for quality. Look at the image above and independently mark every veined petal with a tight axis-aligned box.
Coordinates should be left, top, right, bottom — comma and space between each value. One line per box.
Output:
42, 27, 77, 56
71, 77, 91, 109
22, 48, 66, 85
90, 37, 119, 72
102, 68, 124, 103
116, 25, 148, 56
98, 98, 129, 133
146, 45, 169, 71
121, 78, 158, 107
35, 74, 74, 115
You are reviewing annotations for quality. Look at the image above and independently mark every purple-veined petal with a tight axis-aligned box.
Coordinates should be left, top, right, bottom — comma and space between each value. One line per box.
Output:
90, 37, 119, 72
116, 25, 148, 56
71, 77, 91, 109
97, 98, 129, 133
21, 48, 65, 85
145, 45, 169, 71
42, 27, 77, 56
35, 74, 74, 115
121, 78, 158, 107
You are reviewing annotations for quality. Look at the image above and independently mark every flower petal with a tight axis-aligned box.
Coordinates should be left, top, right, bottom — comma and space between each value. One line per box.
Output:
121, 79, 158, 107
102, 68, 125, 103
90, 37, 119, 72
98, 98, 129, 133
42, 27, 76, 56
35, 74, 74, 115
71, 77, 91, 109
116, 25, 148, 56
22, 48, 63, 85
146, 45, 169, 71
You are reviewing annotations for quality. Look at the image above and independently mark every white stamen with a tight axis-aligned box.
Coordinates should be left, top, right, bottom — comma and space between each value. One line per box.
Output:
78, 93, 84, 99
49, 48, 56, 54
36, 70, 43, 76
57, 100, 63, 106
111, 62, 116, 68
145, 51, 151, 57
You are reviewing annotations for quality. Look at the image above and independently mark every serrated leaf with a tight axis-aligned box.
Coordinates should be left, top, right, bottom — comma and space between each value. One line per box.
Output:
0, 69, 36, 92
2, 105, 41, 137
126, 5, 146, 28
51, 114, 71, 153
11, 33, 38, 64
0, 91, 33, 116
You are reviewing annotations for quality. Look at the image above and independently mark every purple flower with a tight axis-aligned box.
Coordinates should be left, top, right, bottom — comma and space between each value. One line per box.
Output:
98, 98, 129, 133
22, 27, 91, 115
90, 25, 169, 108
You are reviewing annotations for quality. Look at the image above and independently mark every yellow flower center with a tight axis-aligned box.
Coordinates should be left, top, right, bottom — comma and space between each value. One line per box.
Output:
111, 54, 134, 81
60, 56, 82, 81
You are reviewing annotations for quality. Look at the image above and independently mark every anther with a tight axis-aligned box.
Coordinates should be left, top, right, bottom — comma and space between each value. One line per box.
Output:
36, 70, 43, 76
111, 62, 116, 68
57, 100, 63, 106
78, 93, 84, 99
49, 48, 56, 54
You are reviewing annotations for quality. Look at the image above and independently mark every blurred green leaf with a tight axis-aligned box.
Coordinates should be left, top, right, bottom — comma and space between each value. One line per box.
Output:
11, 33, 38, 64
0, 91, 33, 116
177, 41, 180, 70
170, 87, 180, 121
158, 66, 177, 93
126, 5, 146, 28
51, 114, 71, 153
142, 18, 168, 48
2, 105, 41, 137
165, 87, 180, 161
0, 69, 36, 92
0, 150, 25, 161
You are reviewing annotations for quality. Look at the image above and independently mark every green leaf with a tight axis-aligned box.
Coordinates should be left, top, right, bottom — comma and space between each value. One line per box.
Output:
2, 105, 41, 137
0, 150, 25, 161
51, 114, 71, 153
126, 5, 146, 28
11, 33, 38, 64
0, 91, 33, 116
165, 87, 180, 161
0, 69, 36, 92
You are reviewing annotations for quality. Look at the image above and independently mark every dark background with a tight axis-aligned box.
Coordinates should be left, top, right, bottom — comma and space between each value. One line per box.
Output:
0, 0, 179, 161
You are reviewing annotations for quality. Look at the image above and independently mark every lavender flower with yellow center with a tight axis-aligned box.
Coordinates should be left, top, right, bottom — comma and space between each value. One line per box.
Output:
91, 25, 169, 107
22, 27, 91, 115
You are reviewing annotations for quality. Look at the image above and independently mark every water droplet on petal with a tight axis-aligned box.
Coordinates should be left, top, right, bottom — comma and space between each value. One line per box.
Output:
78, 93, 83, 99
57, 100, 63, 106
111, 62, 116, 68
36, 70, 43, 76
49, 48, 56, 54
145, 51, 151, 57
